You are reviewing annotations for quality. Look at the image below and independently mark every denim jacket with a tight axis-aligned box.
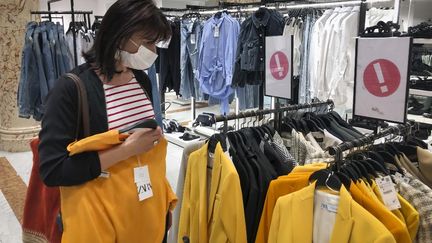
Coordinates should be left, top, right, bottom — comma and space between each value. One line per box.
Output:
232, 9, 284, 87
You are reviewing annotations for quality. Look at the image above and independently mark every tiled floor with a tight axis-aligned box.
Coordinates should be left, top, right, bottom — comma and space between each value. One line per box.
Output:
0, 143, 184, 243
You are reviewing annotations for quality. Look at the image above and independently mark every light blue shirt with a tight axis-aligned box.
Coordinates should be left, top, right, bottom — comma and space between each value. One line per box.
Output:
196, 13, 240, 114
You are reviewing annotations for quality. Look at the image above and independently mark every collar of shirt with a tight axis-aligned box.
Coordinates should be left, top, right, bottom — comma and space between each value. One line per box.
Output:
252, 8, 271, 29
210, 12, 227, 28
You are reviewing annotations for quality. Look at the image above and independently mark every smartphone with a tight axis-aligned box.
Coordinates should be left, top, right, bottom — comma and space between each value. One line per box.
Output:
119, 119, 158, 134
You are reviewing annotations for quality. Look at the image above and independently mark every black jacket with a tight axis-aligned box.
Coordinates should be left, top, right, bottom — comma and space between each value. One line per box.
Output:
38, 63, 154, 186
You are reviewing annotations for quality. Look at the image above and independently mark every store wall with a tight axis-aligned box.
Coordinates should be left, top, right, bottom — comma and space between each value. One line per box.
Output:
399, 0, 432, 31
0, 0, 40, 152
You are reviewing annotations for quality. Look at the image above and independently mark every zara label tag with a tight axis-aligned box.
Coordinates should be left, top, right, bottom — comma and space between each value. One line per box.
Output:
134, 166, 153, 201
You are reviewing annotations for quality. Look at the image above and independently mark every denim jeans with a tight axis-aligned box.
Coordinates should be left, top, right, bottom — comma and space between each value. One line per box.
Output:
180, 19, 204, 101
32, 25, 48, 121
40, 23, 56, 95
236, 84, 259, 110
18, 22, 38, 119
57, 24, 73, 71
147, 64, 163, 127
46, 22, 58, 79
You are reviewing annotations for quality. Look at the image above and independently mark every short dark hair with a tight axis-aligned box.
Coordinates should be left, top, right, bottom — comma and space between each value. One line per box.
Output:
83, 0, 171, 80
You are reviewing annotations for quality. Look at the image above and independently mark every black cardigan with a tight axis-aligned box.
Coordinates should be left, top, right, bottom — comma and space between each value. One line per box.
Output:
38, 63, 154, 186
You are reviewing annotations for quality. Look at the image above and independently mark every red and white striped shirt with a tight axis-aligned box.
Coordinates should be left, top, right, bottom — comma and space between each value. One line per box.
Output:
104, 78, 155, 131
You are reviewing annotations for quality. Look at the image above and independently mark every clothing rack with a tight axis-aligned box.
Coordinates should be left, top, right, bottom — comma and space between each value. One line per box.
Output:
213, 99, 334, 133
31, 0, 92, 66
328, 122, 412, 163
161, 1, 367, 118
41, 16, 64, 25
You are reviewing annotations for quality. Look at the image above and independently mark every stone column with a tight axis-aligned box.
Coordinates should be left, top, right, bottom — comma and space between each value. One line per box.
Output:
0, 0, 40, 152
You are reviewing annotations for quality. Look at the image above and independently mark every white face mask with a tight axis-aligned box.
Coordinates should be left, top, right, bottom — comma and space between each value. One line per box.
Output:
118, 39, 158, 70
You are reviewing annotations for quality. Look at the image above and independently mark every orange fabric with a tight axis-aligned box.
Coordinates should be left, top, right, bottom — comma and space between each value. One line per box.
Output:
350, 182, 411, 243
61, 131, 177, 243
255, 170, 315, 243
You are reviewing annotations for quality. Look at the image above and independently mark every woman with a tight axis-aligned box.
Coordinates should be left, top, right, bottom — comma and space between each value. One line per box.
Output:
38, 0, 176, 242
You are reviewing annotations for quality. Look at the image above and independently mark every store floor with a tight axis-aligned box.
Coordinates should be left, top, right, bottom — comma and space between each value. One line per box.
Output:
0, 142, 183, 242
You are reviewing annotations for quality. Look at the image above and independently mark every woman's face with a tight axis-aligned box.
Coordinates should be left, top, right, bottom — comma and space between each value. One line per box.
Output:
121, 32, 157, 54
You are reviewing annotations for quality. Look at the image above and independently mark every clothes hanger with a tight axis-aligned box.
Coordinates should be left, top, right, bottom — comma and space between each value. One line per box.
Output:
351, 160, 374, 183
309, 168, 342, 191
208, 133, 227, 154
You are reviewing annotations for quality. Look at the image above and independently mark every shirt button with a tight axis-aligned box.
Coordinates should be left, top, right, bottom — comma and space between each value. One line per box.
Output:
259, 34, 263, 37
260, 58, 263, 61
260, 46, 263, 49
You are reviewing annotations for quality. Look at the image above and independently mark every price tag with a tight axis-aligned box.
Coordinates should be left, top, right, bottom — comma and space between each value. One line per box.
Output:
134, 166, 150, 183
191, 34, 196, 44
214, 26, 220, 38
134, 166, 153, 201
376, 176, 401, 210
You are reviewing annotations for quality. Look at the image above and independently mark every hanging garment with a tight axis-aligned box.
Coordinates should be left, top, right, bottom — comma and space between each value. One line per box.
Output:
178, 142, 247, 243
232, 8, 284, 87
196, 13, 239, 114
394, 172, 432, 243
168, 141, 205, 243
283, 17, 303, 76
160, 20, 181, 95
349, 181, 411, 242
61, 130, 177, 243
309, 9, 334, 99
180, 18, 204, 101
255, 168, 320, 243
18, 21, 73, 121
147, 63, 163, 127
328, 7, 360, 113
268, 183, 396, 243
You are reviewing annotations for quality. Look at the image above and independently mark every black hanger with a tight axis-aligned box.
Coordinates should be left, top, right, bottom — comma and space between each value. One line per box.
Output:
334, 171, 352, 189
208, 133, 227, 154
341, 164, 360, 182
394, 143, 418, 159
374, 149, 404, 174
351, 160, 373, 183
309, 168, 342, 191
304, 118, 321, 132
348, 153, 380, 178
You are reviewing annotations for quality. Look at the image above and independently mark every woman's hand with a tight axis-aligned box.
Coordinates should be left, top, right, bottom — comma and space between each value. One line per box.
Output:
121, 127, 163, 157
99, 127, 162, 171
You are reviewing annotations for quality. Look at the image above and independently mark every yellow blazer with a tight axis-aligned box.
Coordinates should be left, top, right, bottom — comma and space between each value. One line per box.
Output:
350, 182, 411, 243
178, 142, 247, 243
255, 172, 312, 243
268, 183, 396, 243
371, 179, 419, 241
62, 130, 177, 243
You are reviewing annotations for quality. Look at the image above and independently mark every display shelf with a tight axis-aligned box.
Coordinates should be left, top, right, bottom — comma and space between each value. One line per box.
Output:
409, 89, 432, 97
407, 114, 432, 125
413, 38, 432, 44
165, 132, 201, 148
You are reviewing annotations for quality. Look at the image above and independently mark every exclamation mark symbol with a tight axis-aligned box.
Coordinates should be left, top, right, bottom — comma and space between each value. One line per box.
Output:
275, 53, 283, 78
373, 62, 388, 93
